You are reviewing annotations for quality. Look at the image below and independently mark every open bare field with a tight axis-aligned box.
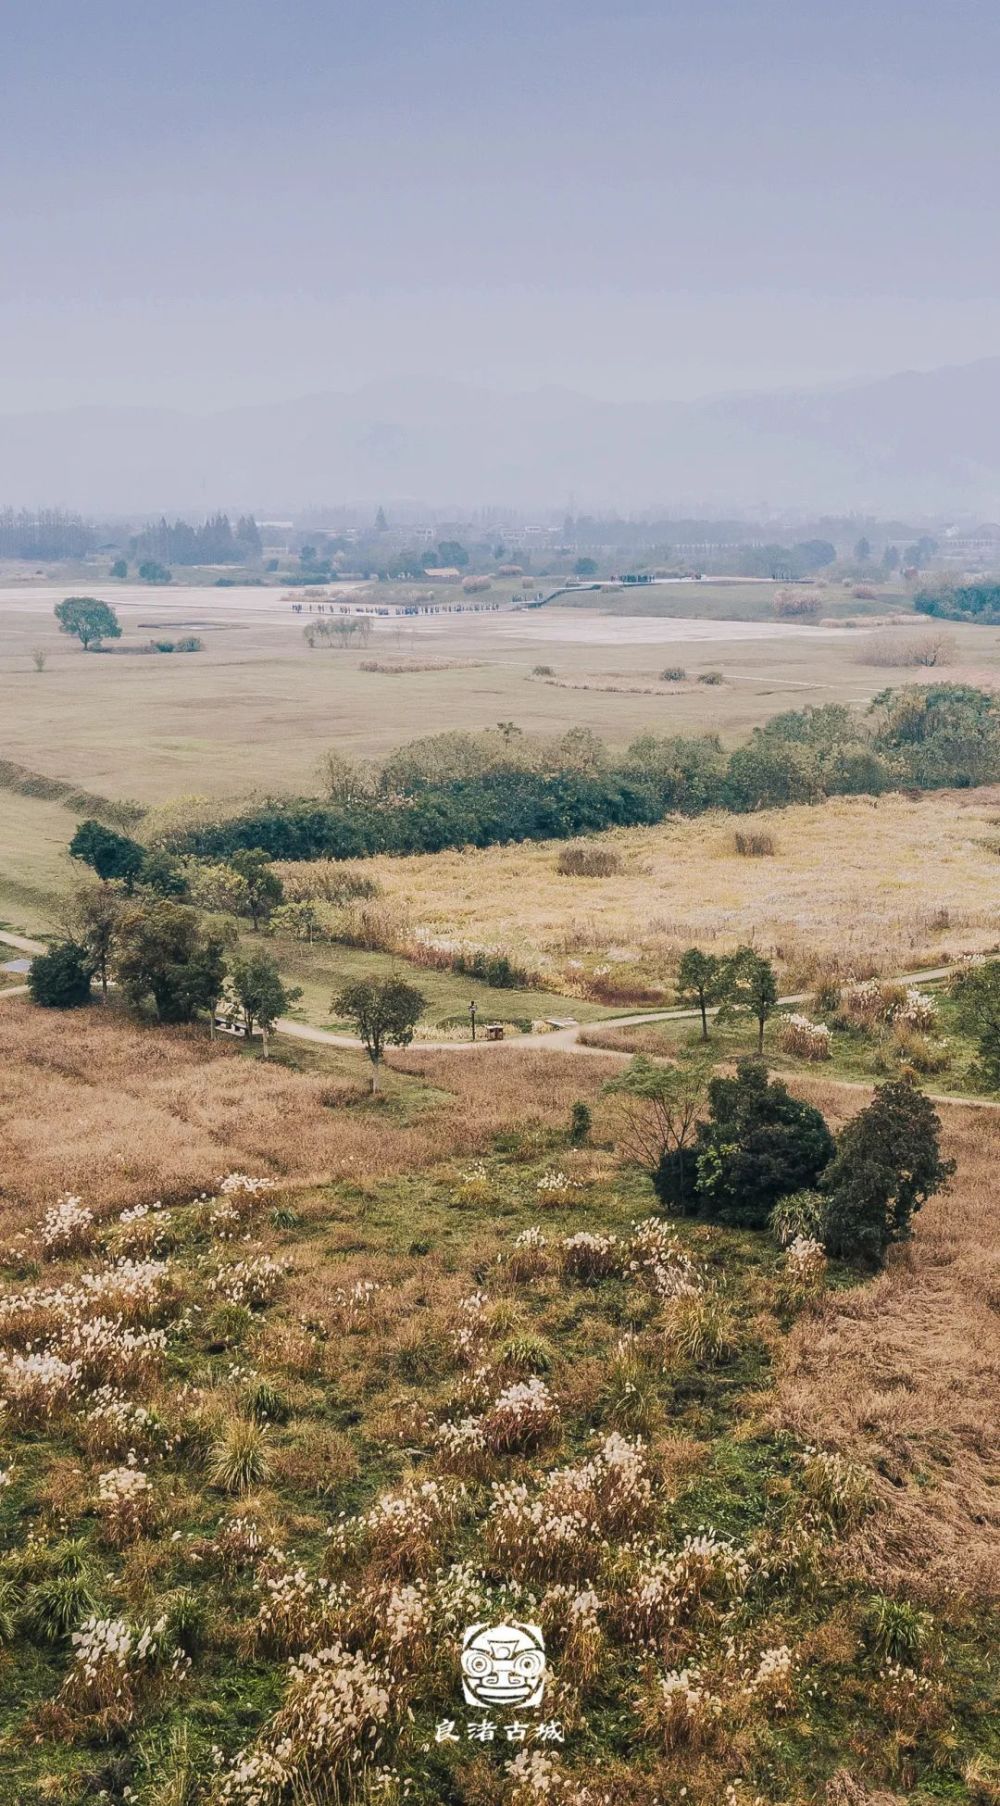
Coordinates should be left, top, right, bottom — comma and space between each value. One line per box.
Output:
4, 579, 1000, 813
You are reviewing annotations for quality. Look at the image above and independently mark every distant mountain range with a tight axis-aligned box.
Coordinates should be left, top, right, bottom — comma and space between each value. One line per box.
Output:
4, 359, 1000, 517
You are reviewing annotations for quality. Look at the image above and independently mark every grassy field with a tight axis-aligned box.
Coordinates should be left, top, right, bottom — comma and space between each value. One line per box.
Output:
0, 788, 83, 932
0, 1003, 996, 1803
265, 933, 616, 1034
7, 778, 1000, 1012
318, 788, 1000, 1000
579, 978, 989, 1098
5, 578, 999, 813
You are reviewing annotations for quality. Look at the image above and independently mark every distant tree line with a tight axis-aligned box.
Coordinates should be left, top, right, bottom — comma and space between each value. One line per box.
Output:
162, 684, 1000, 863
130, 513, 262, 566
0, 508, 94, 559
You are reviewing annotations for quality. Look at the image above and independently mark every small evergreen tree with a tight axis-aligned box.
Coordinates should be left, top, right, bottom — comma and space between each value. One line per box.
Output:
28, 941, 93, 1008
569, 1101, 591, 1145
822, 1076, 954, 1266
684, 1057, 835, 1229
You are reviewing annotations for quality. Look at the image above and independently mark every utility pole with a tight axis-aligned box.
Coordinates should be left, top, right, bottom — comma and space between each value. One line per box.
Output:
469, 999, 478, 1041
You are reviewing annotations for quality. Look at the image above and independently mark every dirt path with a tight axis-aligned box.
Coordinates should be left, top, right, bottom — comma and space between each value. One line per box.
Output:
6, 930, 989, 1109
0, 930, 962, 1066
0, 930, 46, 955
276, 965, 958, 1058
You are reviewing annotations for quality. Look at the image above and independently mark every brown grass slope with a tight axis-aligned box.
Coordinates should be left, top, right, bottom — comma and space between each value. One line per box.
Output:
776, 1076, 1000, 1604
0, 1003, 620, 1230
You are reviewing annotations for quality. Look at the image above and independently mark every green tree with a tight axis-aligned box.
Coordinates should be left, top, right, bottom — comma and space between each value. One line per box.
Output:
436, 540, 469, 568
676, 947, 725, 1040
854, 536, 872, 562
71, 883, 125, 1001
69, 820, 145, 890
952, 960, 1000, 1086
28, 941, 93, 1009
186, 862, 251, 917
722, 740, 818, 811
229, 848, 284, 932
137, 560, 171, 584
679, 1058, 835, 1229
115, 900, 227, 1024
573, 557, 598, 577
226, 951, 300, 1057
334, 973, 425, 1091
138, 848, 189, 898
110, 558, 128, 579
822, 1076, 953, 1266
270, 899, 325, 943
54, 596, 121, 650
604, 1054, 712, 1211
722, 947, 779, 1053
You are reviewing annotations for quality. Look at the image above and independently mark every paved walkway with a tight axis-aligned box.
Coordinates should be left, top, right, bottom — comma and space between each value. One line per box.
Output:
274, 965, 959, 1056
0, 929, 962, 1062
0, 929, 46, 955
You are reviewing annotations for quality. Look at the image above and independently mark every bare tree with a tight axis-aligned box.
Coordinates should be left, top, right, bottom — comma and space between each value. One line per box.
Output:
602, 1054, 711, 1172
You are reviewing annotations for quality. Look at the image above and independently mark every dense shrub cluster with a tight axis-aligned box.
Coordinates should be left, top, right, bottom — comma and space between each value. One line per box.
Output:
915, 579, 1000, 623
162, 686, 1000, 863
643, 1057, 951, 1266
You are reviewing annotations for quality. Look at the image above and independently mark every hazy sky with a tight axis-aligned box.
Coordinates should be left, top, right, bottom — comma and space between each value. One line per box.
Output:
5, 0, 1000, 412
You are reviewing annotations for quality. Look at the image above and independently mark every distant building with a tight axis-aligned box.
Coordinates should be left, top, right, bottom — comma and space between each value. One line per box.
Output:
936, 524, 1000, 571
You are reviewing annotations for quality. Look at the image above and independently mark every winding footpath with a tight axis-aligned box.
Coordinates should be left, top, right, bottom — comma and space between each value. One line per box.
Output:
4, 927, 993, 1109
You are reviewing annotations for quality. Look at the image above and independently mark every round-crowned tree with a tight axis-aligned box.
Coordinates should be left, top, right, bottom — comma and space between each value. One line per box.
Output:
28, 940, 93, 1009
663, 1057, 835, 1229
821, 1075, 954, 1266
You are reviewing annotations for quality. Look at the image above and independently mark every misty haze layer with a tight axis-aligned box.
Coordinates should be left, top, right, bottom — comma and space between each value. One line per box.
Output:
3, 362, 1000, 515
4, 0, 1000, 462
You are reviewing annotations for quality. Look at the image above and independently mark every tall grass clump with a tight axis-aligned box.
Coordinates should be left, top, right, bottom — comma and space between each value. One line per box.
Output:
557, 843, 623, 877
733, 829, 776, 857
209, 1420, 272, 1495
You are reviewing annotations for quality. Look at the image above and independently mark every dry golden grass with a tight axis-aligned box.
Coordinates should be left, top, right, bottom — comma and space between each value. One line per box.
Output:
7, 578, 972, 811
0, 1000, 620, 1226
343, 787, 1000, 984
776, 1074, 1000, 1604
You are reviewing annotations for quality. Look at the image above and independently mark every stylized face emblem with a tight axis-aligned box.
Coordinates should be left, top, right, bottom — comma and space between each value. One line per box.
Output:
460, 1621, 546, 1708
